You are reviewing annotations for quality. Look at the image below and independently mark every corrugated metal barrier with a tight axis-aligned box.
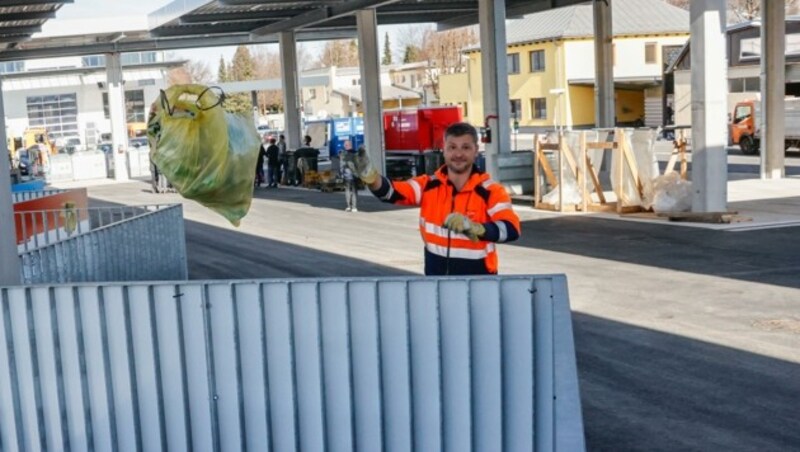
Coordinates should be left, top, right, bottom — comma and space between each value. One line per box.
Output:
17, 205, 188, 284
0, 275, 585, 451
11, 189, 66, 204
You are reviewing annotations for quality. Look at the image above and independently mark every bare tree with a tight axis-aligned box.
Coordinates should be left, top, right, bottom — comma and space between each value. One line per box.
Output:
167, 59, 213, 85
664, 0, 799, 19
396, 24, 433, 64
252, 46, 284, 112
663, 0, 689, 10
315, 39, 360, 68
419, 27, 479, 99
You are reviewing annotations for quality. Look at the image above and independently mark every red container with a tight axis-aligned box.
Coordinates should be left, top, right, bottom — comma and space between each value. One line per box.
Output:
383, 106, 463, 153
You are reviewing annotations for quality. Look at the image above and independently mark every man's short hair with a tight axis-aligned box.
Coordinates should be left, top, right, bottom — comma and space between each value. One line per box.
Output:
444, 122, 478, 144
269, 138, 276, 144
279, 134, 285, 140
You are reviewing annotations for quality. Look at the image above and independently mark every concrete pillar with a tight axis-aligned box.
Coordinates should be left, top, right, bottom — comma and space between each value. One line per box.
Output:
356, 9, 385, 173
106, 52, 128, 181
761, 1, 786, 179
593, 0, 614, 128
478, 0, 510, 179
0, 75, 21, 285
690, 0, 728, 212
251, 90, 260, 127
279, 31, 302, 151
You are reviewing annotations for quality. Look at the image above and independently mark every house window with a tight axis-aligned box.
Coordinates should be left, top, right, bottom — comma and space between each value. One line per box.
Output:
82, 55, 105, 67
744, 77, 760, 92
530, 50, 545, 72
507, 53, 520, 74
531, 98, 547, 119
0, 61, 23, 73
645, 42, 658, 64
510, 99, 522, 119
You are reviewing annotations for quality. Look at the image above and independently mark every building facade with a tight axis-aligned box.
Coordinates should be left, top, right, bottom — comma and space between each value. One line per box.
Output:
300, 65, 422, 119
669, 17, 800, 127
2, 51, 180, 149
439, 0, 689, 131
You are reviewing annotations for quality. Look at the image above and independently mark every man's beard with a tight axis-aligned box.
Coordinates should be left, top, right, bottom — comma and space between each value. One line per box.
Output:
446, 160, 471, 174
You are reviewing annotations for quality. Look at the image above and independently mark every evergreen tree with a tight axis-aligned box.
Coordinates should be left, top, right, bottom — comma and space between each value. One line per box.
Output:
223, 46, 257, 115
403, 45, 421, 63
382, 32, 393, 65
217, 55, 228, 82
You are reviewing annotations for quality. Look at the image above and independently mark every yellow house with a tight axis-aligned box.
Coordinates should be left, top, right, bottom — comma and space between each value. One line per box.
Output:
439, 0, 689, 130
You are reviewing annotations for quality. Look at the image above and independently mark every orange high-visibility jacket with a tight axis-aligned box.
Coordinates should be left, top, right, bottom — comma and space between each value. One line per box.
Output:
371, 166, 521, 275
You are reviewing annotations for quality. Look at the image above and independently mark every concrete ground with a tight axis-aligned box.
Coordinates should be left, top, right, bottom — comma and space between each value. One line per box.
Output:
79, 173, 800, 452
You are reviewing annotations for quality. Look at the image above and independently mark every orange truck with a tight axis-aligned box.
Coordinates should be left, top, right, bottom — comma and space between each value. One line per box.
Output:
729, 98, 800, 155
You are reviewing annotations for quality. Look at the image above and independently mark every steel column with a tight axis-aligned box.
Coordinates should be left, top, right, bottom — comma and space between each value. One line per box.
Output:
478, 0, 511, 179
760, 1, 786, 179
690, 0, 728, 212
593, 0, 615, 128
356, 9, 385, 173
0, 74, 20, 285
106, 53, 129, 182
279, 31, 302, 152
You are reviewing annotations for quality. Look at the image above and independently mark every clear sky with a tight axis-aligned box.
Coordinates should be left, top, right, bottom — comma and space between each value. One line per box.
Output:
53, 0, 424, 74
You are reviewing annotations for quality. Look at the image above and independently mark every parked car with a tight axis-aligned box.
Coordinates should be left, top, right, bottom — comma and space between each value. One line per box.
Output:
129, 137, 149, 149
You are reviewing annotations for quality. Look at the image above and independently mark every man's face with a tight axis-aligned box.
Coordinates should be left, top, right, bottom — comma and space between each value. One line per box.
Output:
443, 133, 478, 175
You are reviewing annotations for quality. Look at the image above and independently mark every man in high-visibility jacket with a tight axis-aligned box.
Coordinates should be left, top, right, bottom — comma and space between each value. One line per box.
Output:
353, 122, 521, 275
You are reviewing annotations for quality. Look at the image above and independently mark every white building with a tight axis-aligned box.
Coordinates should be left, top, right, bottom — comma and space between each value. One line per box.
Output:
2, 17, 181, 148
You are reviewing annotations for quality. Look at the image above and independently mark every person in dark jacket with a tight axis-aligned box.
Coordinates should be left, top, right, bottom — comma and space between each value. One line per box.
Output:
255, 137, 268, 187
265, 138, 280, 188
294, 135, 320, 185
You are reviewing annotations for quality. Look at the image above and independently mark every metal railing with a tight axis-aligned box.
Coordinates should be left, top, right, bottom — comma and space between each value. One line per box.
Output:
17, 204, 187, 284
11, 189, 66, 204
0, 275, 584, 452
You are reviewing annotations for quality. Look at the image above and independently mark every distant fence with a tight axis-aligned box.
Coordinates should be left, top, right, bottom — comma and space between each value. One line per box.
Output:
17, 204, 187, 284
11, 189, 66, 204
0, 275, 584, 451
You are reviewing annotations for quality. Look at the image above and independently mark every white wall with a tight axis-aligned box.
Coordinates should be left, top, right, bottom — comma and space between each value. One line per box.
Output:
564, 36, 689, 81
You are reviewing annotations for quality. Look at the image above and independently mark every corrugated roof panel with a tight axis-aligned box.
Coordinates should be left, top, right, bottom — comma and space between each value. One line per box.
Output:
503, 0, 690, 49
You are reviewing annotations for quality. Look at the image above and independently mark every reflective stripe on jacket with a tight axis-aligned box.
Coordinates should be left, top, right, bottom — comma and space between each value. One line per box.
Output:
371, 165, 521, 275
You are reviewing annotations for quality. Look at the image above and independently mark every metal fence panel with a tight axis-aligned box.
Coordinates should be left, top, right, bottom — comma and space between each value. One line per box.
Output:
11, 189, 67, 204
0, 276, 585, 452
18, 205, 187, 284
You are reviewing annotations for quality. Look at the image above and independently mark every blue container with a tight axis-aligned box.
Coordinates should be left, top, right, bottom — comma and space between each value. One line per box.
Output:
11, 179, 46, 193
305, 117, 366, 159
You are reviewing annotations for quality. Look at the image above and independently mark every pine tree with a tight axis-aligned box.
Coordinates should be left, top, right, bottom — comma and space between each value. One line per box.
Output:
382, 32, 393, 65
223, 46, 257, 115
217, 55, 228, 82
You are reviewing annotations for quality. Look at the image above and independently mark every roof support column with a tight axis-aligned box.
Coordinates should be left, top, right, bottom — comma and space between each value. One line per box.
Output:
0, 75, 21, 285
760, 1, 786, 179
279, 31, 302, 151
106, 52, 129, 181
593, 0, 614, 128
690, 0, 727, 212
356, 8, 385, 173
478, 0, 510, 178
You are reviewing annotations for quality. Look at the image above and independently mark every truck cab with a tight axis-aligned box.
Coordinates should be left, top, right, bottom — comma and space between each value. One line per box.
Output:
730, 101, 758, 155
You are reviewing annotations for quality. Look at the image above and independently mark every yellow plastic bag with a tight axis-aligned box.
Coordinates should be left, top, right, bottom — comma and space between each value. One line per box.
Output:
147, 84, 260, 226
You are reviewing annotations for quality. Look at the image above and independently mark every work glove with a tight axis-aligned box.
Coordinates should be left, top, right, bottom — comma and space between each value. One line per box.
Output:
443, 213, 486, 242
354, 145, 379, 185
